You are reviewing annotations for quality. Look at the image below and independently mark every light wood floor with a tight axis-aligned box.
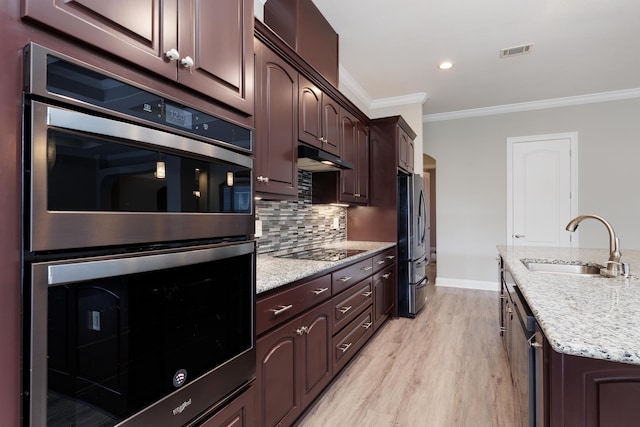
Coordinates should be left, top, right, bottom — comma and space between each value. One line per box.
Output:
297, 276, 517, 426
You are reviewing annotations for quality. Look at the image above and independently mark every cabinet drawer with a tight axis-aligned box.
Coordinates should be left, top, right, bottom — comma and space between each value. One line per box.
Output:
372, 248, 396, 273
332, 307, 374, 373
197, 385, 254, 427
332, 258, 373, 295
332, 277, 372, 332
257, 275, 332, 335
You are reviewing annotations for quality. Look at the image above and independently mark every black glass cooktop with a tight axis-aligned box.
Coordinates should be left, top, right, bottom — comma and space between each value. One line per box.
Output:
275, 248, 367, 262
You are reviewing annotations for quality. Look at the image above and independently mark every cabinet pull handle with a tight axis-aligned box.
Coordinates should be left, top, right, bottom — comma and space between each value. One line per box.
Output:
361, 266, 373, 271
339, 306, 352, 314
362, 322, 373, 330
338, 343, 352, 353
361, 291, 373, 298
385, 255, 395, 260
376, 260, 386, 265
311, 287, 329, 295
296, 326, 309, 335
338, 276, 352, 283
180, 56, 194, 68
382, 273, 391, 279
165, 48, 180, 61
270, 304, 293, 316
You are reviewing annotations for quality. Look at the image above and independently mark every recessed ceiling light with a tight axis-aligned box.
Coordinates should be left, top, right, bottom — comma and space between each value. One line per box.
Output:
438, 61, 454, 70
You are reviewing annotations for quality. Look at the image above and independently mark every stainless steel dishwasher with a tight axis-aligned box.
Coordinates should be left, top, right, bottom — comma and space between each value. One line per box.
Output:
501, 266, 541, 426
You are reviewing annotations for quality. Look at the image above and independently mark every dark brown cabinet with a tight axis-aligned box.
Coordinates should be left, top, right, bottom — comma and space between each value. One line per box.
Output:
256, 247, 394, 427
254, 39, 298, 199
373, 264, 395, 331
338, 110, 369, 205
255, 299, 332, 427
299, 76, 340, 156
264, 0, 339, 87
23, 0, 254, 115
398, 126, 415, 173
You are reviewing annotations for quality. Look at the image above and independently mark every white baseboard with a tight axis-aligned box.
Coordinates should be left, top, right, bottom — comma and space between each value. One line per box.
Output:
435, 277, 498, 292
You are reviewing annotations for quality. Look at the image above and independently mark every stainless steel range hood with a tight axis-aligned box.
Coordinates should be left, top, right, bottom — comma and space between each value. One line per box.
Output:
297, 145, 353, 171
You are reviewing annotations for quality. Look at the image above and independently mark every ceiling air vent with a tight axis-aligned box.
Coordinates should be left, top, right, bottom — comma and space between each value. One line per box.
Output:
500, 44, 533, 58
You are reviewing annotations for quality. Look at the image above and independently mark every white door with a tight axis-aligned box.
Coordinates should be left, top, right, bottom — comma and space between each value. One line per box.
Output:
507, 133, 578, 247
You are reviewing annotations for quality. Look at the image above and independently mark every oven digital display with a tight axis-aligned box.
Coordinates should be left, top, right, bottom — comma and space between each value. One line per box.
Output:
165, 104, 193, 129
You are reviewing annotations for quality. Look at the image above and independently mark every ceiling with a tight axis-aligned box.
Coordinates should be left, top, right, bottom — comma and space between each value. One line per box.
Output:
310, 0, 640, 116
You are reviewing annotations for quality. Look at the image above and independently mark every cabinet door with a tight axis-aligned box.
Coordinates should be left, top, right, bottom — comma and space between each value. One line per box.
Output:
355, 121, 370, 203
23, 0, 177, 80
373, 265, 394, 330
178, 0, 254, 115
256, 317, 301, 427
254, 40, 298, 198
338, 111, 358, 203
298, 76, 323, 149
299, 301, 333, 409
321, 97, 340, 156
398, 127, 414, 173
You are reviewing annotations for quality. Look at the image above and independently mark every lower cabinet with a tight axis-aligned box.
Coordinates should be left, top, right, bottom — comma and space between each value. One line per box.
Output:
255, 299, 332, 427
255, 247, 395, 427
196, 385, 254, 427
373, 264, 395, 331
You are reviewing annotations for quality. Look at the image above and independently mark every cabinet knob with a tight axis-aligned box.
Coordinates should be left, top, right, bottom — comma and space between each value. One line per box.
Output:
382, 273, 391, 279
296, 326, 309, 335
165, 48, 180, 61
181, 56, 194, 68
257, 176, 269, 183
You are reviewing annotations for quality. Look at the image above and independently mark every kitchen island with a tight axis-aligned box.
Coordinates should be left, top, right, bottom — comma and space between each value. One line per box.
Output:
498, 245, 640, 426
498, 245, 640, 364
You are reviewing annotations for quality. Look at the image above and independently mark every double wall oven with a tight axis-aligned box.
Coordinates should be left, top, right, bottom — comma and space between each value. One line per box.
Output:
22, 44, 256, 427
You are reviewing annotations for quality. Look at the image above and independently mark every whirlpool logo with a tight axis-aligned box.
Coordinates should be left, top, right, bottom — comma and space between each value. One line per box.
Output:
172, 398, 192, 416
173, 369, 188, 388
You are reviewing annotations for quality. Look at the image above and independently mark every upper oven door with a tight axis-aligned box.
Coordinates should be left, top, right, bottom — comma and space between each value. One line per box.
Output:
25, 101, 254, 252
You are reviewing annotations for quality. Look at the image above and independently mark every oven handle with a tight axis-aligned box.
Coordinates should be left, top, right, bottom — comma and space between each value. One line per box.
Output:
46, 241, 254, 285
45, 104, 252, 169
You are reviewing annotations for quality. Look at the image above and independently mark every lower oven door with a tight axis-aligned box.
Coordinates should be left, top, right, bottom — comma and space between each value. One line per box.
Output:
26, 240, 255, 427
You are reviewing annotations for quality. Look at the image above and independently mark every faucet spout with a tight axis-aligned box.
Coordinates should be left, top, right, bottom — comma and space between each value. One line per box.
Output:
565, 214, 622, 275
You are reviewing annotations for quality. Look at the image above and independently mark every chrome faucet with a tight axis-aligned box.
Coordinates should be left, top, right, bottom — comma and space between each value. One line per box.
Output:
565, 214, 622, 276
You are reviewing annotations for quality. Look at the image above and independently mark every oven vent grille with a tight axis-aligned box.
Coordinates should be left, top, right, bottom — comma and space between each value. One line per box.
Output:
500, 44, 533, 58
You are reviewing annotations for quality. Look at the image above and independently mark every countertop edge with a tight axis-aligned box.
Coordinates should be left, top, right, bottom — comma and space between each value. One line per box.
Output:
256, 241, 396, 295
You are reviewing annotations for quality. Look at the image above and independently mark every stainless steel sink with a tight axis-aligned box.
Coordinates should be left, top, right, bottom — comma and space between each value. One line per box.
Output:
520, 258, 604, 277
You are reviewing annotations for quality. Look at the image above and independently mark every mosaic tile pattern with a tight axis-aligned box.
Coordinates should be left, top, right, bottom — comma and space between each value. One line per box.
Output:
256, 170, 347, 254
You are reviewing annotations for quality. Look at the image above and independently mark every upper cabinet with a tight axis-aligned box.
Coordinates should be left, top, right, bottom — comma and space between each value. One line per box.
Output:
264, 0, 339, 87
398, 126, 416, 174
254, 39, 299, 199
22, 0, 255, 116
339, 110, 369, 205
298, 76, 340, 156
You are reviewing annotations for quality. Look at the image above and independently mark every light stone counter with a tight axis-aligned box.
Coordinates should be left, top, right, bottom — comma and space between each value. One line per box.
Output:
498, 245, 640, 365
257, 241, 395, 294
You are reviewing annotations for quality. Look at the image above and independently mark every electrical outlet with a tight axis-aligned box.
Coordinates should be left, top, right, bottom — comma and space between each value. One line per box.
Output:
255, 220, 263, 237
333, 217, 340, 229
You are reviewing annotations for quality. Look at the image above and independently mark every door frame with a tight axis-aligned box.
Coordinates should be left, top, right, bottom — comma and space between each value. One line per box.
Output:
506, 132, 579, 247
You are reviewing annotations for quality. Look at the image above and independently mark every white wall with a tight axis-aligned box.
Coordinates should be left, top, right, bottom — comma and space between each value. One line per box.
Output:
424, 97, 640, 289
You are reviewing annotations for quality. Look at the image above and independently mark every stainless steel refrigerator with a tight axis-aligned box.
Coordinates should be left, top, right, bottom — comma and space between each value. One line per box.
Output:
397, 173, 429, 318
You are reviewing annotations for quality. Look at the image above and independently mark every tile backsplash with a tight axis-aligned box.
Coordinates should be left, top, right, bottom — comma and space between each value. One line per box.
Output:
255, 170, 346, 254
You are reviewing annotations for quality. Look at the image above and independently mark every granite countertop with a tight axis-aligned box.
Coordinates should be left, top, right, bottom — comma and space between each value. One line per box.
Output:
498, 245, 640, 365
257, 241, 395, 294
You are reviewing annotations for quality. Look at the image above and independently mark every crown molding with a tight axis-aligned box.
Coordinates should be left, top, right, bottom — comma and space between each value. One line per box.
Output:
423, 88, 640, 123
339, 65, 428, 111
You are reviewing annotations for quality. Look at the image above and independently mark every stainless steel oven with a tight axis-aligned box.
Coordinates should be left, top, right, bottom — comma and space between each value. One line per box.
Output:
22, 44, 257, 427
25, 241, 255, 427
23, 43, 254, 252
